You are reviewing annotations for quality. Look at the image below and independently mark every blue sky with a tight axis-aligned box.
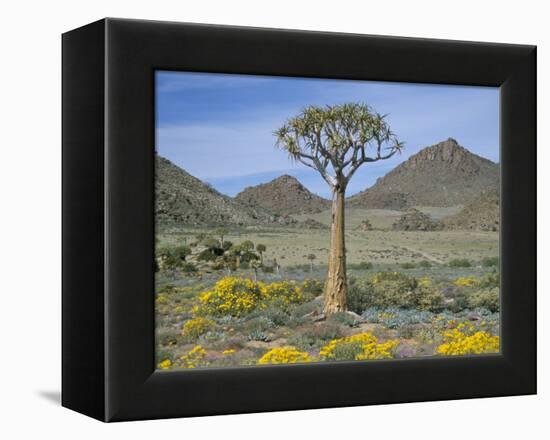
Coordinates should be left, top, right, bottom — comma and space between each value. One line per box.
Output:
156, 71, 499, 198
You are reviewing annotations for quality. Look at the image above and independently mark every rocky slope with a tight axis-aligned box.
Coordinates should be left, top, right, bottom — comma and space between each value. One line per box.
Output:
442, 190, 500, 231
348, 138, 499, 209
156, 156, 288, 226
235, 175, 330, 215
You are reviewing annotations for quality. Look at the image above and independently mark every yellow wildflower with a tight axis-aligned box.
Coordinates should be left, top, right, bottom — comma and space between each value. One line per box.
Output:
180, 345, 207, 368
157, 359, 172, 370
437, 329, 499, 356
182, 316, 215, 338
257, 346, 314, 364
320, 332, 399, 361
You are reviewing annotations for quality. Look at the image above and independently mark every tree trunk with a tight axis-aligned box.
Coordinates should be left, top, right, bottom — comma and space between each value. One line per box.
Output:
323, 188, 348, 315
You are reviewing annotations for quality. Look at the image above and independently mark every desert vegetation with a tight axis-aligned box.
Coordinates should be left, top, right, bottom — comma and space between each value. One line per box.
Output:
156, 220, 500, 370
155, 105, 500, 370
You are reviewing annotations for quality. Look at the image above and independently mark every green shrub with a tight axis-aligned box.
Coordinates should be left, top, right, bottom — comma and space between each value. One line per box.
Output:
290, 299, 321, 318
350, 261, 373, 270
262, 265, 275, 273
370, 272, 418, 309
328, 312, 360, 327
419, 260, 432, 268
288, 322, 344, 350
246, 304, 291, 327
409, 285, 444, 312
211, 259, 225, 270
241, 251, 259, 263
479, 271, 500, 288
239, 316, 274, 335
301, 279, 324, 296
448, 294, 469, 313
448, 258, 471, 268
247, 330, 270, 342
400, 262, 416, 269
157, 245, 192, 270
481, 256, 499, 268
466, 287, 500, 312
197, 249, 217, 262
348, 272, 443, 313
180, 262, 198, 273
347, 278, 375, 314
327, 340, 365, 361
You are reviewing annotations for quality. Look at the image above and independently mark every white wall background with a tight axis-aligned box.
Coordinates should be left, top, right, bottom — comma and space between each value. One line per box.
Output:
0, 0, 546, 437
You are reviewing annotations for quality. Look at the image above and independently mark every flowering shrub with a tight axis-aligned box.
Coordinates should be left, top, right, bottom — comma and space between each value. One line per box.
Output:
264, 281, 304, 310
301, 279, 324, 296
157, 359, 172, 370
193, 277, 305, 317
181, 317, 215, 338
409, 285, 444, 312
257, 346, 314, 364
319, 332, 399, 361
156, 294, 169, 304
348, 272, 443, 313
453, 277, 479, 287
179, 345, 207, 368
194, 277, 266, 317
436, 324, 499, 356
418, 277, 432, 287
448, 258, 471, 268
466, 287, 500, 312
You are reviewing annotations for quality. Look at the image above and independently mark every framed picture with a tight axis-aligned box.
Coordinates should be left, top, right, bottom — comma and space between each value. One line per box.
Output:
62, 18, 536, 422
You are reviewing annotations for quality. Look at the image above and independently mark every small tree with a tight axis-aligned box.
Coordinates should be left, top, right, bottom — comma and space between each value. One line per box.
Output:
215, 228, 228, 247
240, 240, 255, 252
276, 103, 403, 315
173, 245, 192, 261
256, 244, 267, 265
307, 254, 316, 273
250, 260, 261, 282
203, 237, 220, 249
229, 244, 243, 269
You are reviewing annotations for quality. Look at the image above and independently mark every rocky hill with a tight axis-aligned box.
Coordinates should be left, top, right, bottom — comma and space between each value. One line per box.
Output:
156, 156, 290, 227
348, 138, 499, 209
442, 190, 500, 231
235, 175, 331, 215
392, 208, 442, 231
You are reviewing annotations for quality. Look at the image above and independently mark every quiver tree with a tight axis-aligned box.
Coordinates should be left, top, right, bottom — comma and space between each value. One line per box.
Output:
275, 103, 403, 315
256, 244, 266, 265
307, 253, 316, 273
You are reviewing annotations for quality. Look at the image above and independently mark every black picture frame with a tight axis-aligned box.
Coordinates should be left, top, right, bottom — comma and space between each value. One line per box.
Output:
62, 18, 536, 422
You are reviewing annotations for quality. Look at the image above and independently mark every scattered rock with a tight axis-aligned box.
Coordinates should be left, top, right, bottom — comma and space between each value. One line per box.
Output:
442, 190, 499, 232
355, 219, 374, 231
299, 218, 330, 229
392, 208, 442, 231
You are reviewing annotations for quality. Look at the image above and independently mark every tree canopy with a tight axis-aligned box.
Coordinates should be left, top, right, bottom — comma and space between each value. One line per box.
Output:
275, 103, 403, 191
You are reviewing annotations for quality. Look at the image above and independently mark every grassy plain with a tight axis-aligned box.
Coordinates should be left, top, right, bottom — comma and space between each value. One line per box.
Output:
158, 207, 498, 268
155, 207, 500, 370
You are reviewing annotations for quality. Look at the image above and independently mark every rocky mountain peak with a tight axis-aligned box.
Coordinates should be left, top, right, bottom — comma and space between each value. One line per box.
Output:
235, 175, 330, 215
348, 138, 499, 209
